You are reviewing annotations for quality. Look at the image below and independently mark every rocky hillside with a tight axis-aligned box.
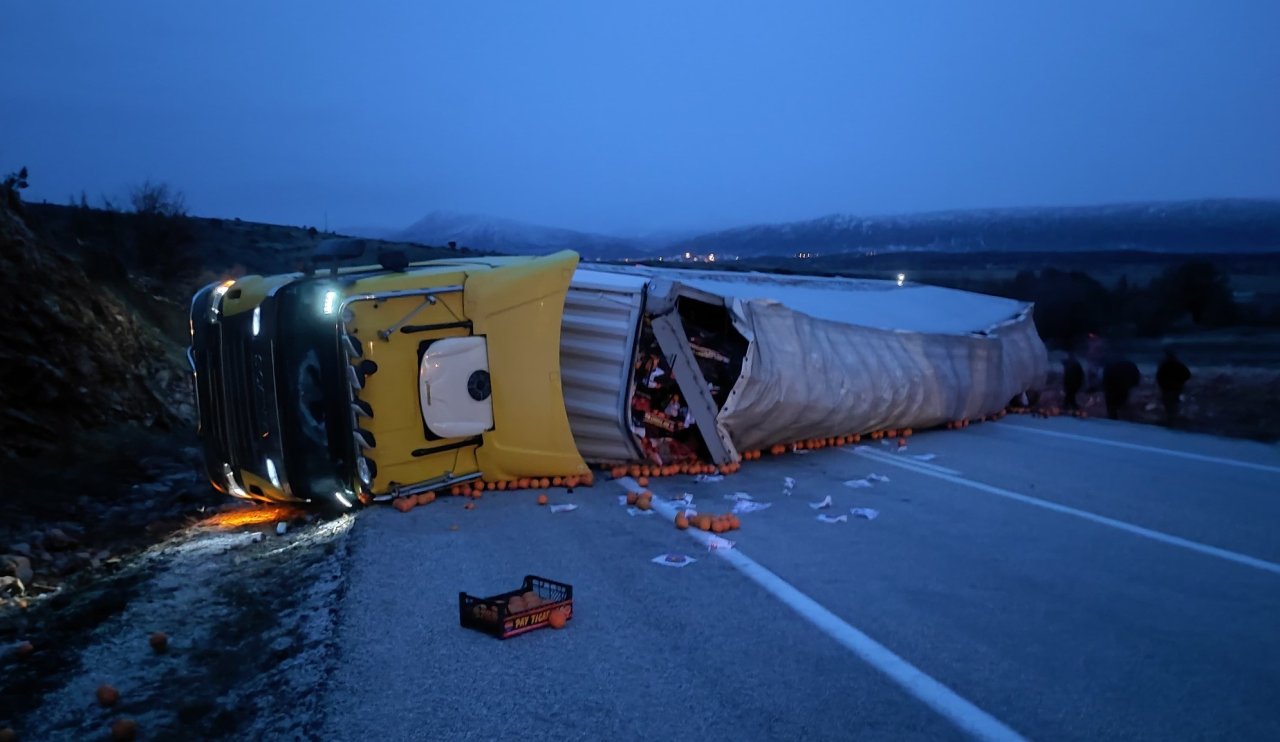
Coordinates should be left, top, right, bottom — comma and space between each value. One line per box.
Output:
0, 199, 192, 459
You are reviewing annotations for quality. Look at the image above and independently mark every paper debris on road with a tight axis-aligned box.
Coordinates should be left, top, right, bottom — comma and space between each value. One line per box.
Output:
880, 439, 892, 446
868, 473, 890, 483
808, 495, 833, 509
695, 474, 725, 483
617, 495, 630, 506
732, 500, 772, 514
817, 514, 848, 524
850, 507, 880, 520
652, 553, 696, 568
843, 478, 872, 489
724, 492, 754, 501
627, 507, 656, 517
911, 454, 937, 462
548, 504, 578, 513
784, 477, 796, 488
705, 534, 736, 551
791, 449, 811, 455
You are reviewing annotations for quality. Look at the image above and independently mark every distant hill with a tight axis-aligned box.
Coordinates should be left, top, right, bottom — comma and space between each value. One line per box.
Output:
357, 210, 647, 260
671, 199, 1280, 258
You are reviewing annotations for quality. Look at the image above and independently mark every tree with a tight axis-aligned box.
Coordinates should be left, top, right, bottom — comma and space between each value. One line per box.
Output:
129, 180, 186, 218
3, 166, 29, 211
127, 180, 194, 279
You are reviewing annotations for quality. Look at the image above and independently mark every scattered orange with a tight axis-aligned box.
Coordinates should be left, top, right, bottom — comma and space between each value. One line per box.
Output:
696, 515, 712, 531
674, 512, 689, 530
897, 437, 907, 447
539, 478, 551, 489
537, 494, 549, 506
96, 684, 120, 707
393, 497, 414, 512
548, 607, 568, 629
417, 492, 436, 506
637, 476, 649, 487
636, 494, 652, 511
626, 491, 638, 505
711, 519, 727, 533
149, 632, 168, 654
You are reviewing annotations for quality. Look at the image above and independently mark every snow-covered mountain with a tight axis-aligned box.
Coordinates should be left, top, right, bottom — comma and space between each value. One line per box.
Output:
380, 211, 647, 259
673, 199, 1280, 257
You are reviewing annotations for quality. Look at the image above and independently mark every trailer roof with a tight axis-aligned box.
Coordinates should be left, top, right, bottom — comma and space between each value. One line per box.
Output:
591, 265, 1031, 335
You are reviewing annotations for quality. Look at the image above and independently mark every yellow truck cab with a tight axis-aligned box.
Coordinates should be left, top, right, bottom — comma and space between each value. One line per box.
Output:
188, 246, 588, 508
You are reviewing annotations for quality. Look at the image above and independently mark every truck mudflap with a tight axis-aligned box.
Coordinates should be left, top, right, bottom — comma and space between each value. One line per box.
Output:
465, 250, 590, 481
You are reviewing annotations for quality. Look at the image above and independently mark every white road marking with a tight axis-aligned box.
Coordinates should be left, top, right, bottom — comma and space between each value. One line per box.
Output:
996, 423, 1280, 475
615, 477, 1027, 742
853, 450, 1280, 576
852, 446, 963, 476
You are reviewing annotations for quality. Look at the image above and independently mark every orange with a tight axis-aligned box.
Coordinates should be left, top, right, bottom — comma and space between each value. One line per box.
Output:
548, 607, 568, 629
392, 497, 413, 513
111, 719, 138, 741
897, 437, 907, 447
711, 519, 726, 533
97, 684, 120, 707
566, 476, 579, 489
537, 494, 548, 506
636, 494, 652, 511
696, 516, 712, 531
637, 476, 649, 487
674, 512, 689, 530
903, 428, 913, 437
626, 491, 638, 505
149, 632, 168, 653
539, 477, 551, 489
553, 477, 563, 486
508, 596, 526, 613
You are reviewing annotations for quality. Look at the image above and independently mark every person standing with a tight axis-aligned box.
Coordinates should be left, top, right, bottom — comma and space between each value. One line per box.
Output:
1156, 349, 1191, 423
1102, 359, 1141, 420
1062, 353, 1085, 410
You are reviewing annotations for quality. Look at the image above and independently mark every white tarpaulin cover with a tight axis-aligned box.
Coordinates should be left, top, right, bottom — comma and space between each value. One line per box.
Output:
590, 266, 1048, 455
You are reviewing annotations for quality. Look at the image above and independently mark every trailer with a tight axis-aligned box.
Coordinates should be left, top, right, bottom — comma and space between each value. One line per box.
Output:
188, 249, 1046, 507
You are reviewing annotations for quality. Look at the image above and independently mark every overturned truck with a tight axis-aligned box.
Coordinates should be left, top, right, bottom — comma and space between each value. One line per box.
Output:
188, 249, 1046, 507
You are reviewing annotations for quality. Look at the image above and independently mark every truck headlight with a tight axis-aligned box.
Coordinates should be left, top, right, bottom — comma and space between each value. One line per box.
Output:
322, 290, 340, 315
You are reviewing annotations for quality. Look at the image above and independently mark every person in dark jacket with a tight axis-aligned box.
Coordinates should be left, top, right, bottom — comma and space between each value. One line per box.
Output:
1156, 349, 1191, 423
1102, 359, 1141, 420
1062, 353, 1085, 410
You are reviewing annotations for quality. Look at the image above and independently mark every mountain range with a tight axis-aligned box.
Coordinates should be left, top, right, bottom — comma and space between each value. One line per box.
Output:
344, 199, 1280, 260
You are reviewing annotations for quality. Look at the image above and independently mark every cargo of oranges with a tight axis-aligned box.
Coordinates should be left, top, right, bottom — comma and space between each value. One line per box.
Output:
393, 497, 414, 513
537, 494, 548, 506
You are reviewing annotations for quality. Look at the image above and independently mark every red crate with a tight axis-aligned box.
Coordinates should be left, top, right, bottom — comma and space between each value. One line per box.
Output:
458, 575, 574, 639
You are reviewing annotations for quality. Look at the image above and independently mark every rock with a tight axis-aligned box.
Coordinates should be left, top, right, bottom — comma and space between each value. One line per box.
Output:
7, 543, 31, 558
1, 555, 33, 585
0, 576, 24, 596
44, 528, 77, 550
275, 522, 287, 536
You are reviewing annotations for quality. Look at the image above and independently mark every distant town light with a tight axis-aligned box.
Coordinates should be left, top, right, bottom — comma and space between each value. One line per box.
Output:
708, 253, 716, 263
684, 251, 691, 259
897, 273, 906, 287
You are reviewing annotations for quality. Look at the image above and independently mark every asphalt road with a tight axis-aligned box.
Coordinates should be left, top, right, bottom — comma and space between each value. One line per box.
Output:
321, 417, 1280, 741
